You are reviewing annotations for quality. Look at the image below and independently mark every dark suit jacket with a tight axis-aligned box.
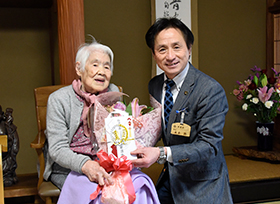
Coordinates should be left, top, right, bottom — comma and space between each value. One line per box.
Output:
149, 64, 233, 203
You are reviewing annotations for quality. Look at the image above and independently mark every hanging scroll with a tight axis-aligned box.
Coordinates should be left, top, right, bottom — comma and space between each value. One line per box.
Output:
155, 0, 191, 26
152, 0, 192, 75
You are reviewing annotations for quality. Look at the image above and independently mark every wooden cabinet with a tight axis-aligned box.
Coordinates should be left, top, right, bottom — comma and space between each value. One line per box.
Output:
4, 173, 38, 203
267, 0, 280, 150
267, 0, 280, 73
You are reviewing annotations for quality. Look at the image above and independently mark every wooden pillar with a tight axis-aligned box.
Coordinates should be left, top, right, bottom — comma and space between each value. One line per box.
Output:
57, 0, 85, 85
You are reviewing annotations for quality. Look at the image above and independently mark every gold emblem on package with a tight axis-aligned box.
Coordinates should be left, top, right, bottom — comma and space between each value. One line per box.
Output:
105, 111, 137, 160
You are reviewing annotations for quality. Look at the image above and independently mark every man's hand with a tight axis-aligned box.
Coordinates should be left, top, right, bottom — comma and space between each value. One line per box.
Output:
130, 147, 160, 168
81, 160, 113, 186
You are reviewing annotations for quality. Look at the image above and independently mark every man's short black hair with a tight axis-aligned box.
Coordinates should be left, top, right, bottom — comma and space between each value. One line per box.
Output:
145, 17, 194, 53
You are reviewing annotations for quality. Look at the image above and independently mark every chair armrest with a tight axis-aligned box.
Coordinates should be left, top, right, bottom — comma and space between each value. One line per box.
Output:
30, 130, 46, 149
30, 130, 47, 188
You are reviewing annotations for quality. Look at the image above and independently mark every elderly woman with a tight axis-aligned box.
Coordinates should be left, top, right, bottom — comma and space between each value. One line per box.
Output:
44, 39, 160, 204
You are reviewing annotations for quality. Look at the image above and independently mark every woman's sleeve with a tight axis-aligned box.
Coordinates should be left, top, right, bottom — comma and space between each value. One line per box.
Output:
46, 90, 90, 174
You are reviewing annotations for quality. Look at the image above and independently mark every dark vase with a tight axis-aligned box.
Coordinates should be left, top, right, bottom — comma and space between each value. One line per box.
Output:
256, 121, 274, 151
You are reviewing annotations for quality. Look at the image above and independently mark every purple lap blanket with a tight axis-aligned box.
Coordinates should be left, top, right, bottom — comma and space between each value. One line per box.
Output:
57, 168, 160, 204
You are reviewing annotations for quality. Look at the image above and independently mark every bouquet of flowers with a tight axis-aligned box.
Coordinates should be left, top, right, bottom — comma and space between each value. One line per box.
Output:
88, 92, 162, 204
89, 92, 162, 153
232, 66, 280, 123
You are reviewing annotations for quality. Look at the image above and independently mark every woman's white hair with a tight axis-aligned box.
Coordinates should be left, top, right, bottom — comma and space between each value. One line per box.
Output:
75, 37, 114, 74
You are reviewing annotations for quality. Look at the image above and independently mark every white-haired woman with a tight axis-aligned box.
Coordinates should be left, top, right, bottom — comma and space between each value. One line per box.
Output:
45, 39, 160, 204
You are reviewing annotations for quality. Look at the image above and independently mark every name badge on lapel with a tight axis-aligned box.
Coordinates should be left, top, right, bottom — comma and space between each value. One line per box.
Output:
171, 108, 191, 137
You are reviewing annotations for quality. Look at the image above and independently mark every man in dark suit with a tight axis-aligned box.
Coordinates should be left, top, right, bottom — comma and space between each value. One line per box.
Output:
131, 18, 233, 204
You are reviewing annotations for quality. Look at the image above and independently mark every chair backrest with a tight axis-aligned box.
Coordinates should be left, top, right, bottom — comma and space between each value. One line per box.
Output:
0, 135, 8, 204
31, 85, 66, 203
34, 85, 66, 132
33, 84, 122, 186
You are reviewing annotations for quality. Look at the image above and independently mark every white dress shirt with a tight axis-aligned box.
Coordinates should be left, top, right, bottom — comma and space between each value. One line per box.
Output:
161, 62, 190, 163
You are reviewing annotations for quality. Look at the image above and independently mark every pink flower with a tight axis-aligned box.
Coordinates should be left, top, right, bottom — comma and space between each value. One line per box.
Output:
112, 102, 126, 111
239, 84, 248, 92
236, 92, 244, 101
233, 89, 240, 96
131, 98, 147, 118
257, 86, 275, 103
275, 78, 280, 91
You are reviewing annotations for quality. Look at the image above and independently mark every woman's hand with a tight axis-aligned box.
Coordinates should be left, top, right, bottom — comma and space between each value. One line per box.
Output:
81, 160, 113, 186
130, 147, 160, 168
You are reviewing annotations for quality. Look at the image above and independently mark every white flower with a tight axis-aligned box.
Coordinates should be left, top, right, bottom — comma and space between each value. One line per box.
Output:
242, 103, 248, 111
257, 126, 269, 136
251, 97, 259, 104
244, 79, 251, 86
246, 94, 253, 99
264, 101, 274, 109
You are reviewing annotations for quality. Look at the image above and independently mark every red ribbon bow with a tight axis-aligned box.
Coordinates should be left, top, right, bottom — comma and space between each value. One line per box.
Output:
90, 150, 136, 204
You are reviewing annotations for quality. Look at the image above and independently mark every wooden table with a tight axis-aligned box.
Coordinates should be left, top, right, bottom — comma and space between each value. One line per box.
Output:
232, 146, 280, 161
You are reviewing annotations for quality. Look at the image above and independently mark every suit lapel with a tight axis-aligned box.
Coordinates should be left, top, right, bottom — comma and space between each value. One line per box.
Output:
153, 74, 165, 103
167, 65, 196, 130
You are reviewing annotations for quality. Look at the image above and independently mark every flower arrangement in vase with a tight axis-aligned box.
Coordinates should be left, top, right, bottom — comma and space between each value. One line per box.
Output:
232, 66, 280, 150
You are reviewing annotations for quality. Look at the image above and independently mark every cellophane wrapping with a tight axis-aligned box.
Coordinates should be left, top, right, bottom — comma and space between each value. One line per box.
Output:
89, 93, 162, 204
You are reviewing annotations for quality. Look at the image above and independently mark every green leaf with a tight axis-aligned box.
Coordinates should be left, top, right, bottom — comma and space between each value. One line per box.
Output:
141, 107, 154, 115
260, 74, 268, 87
253, 75, 258, 87
126, 102, 132, 115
